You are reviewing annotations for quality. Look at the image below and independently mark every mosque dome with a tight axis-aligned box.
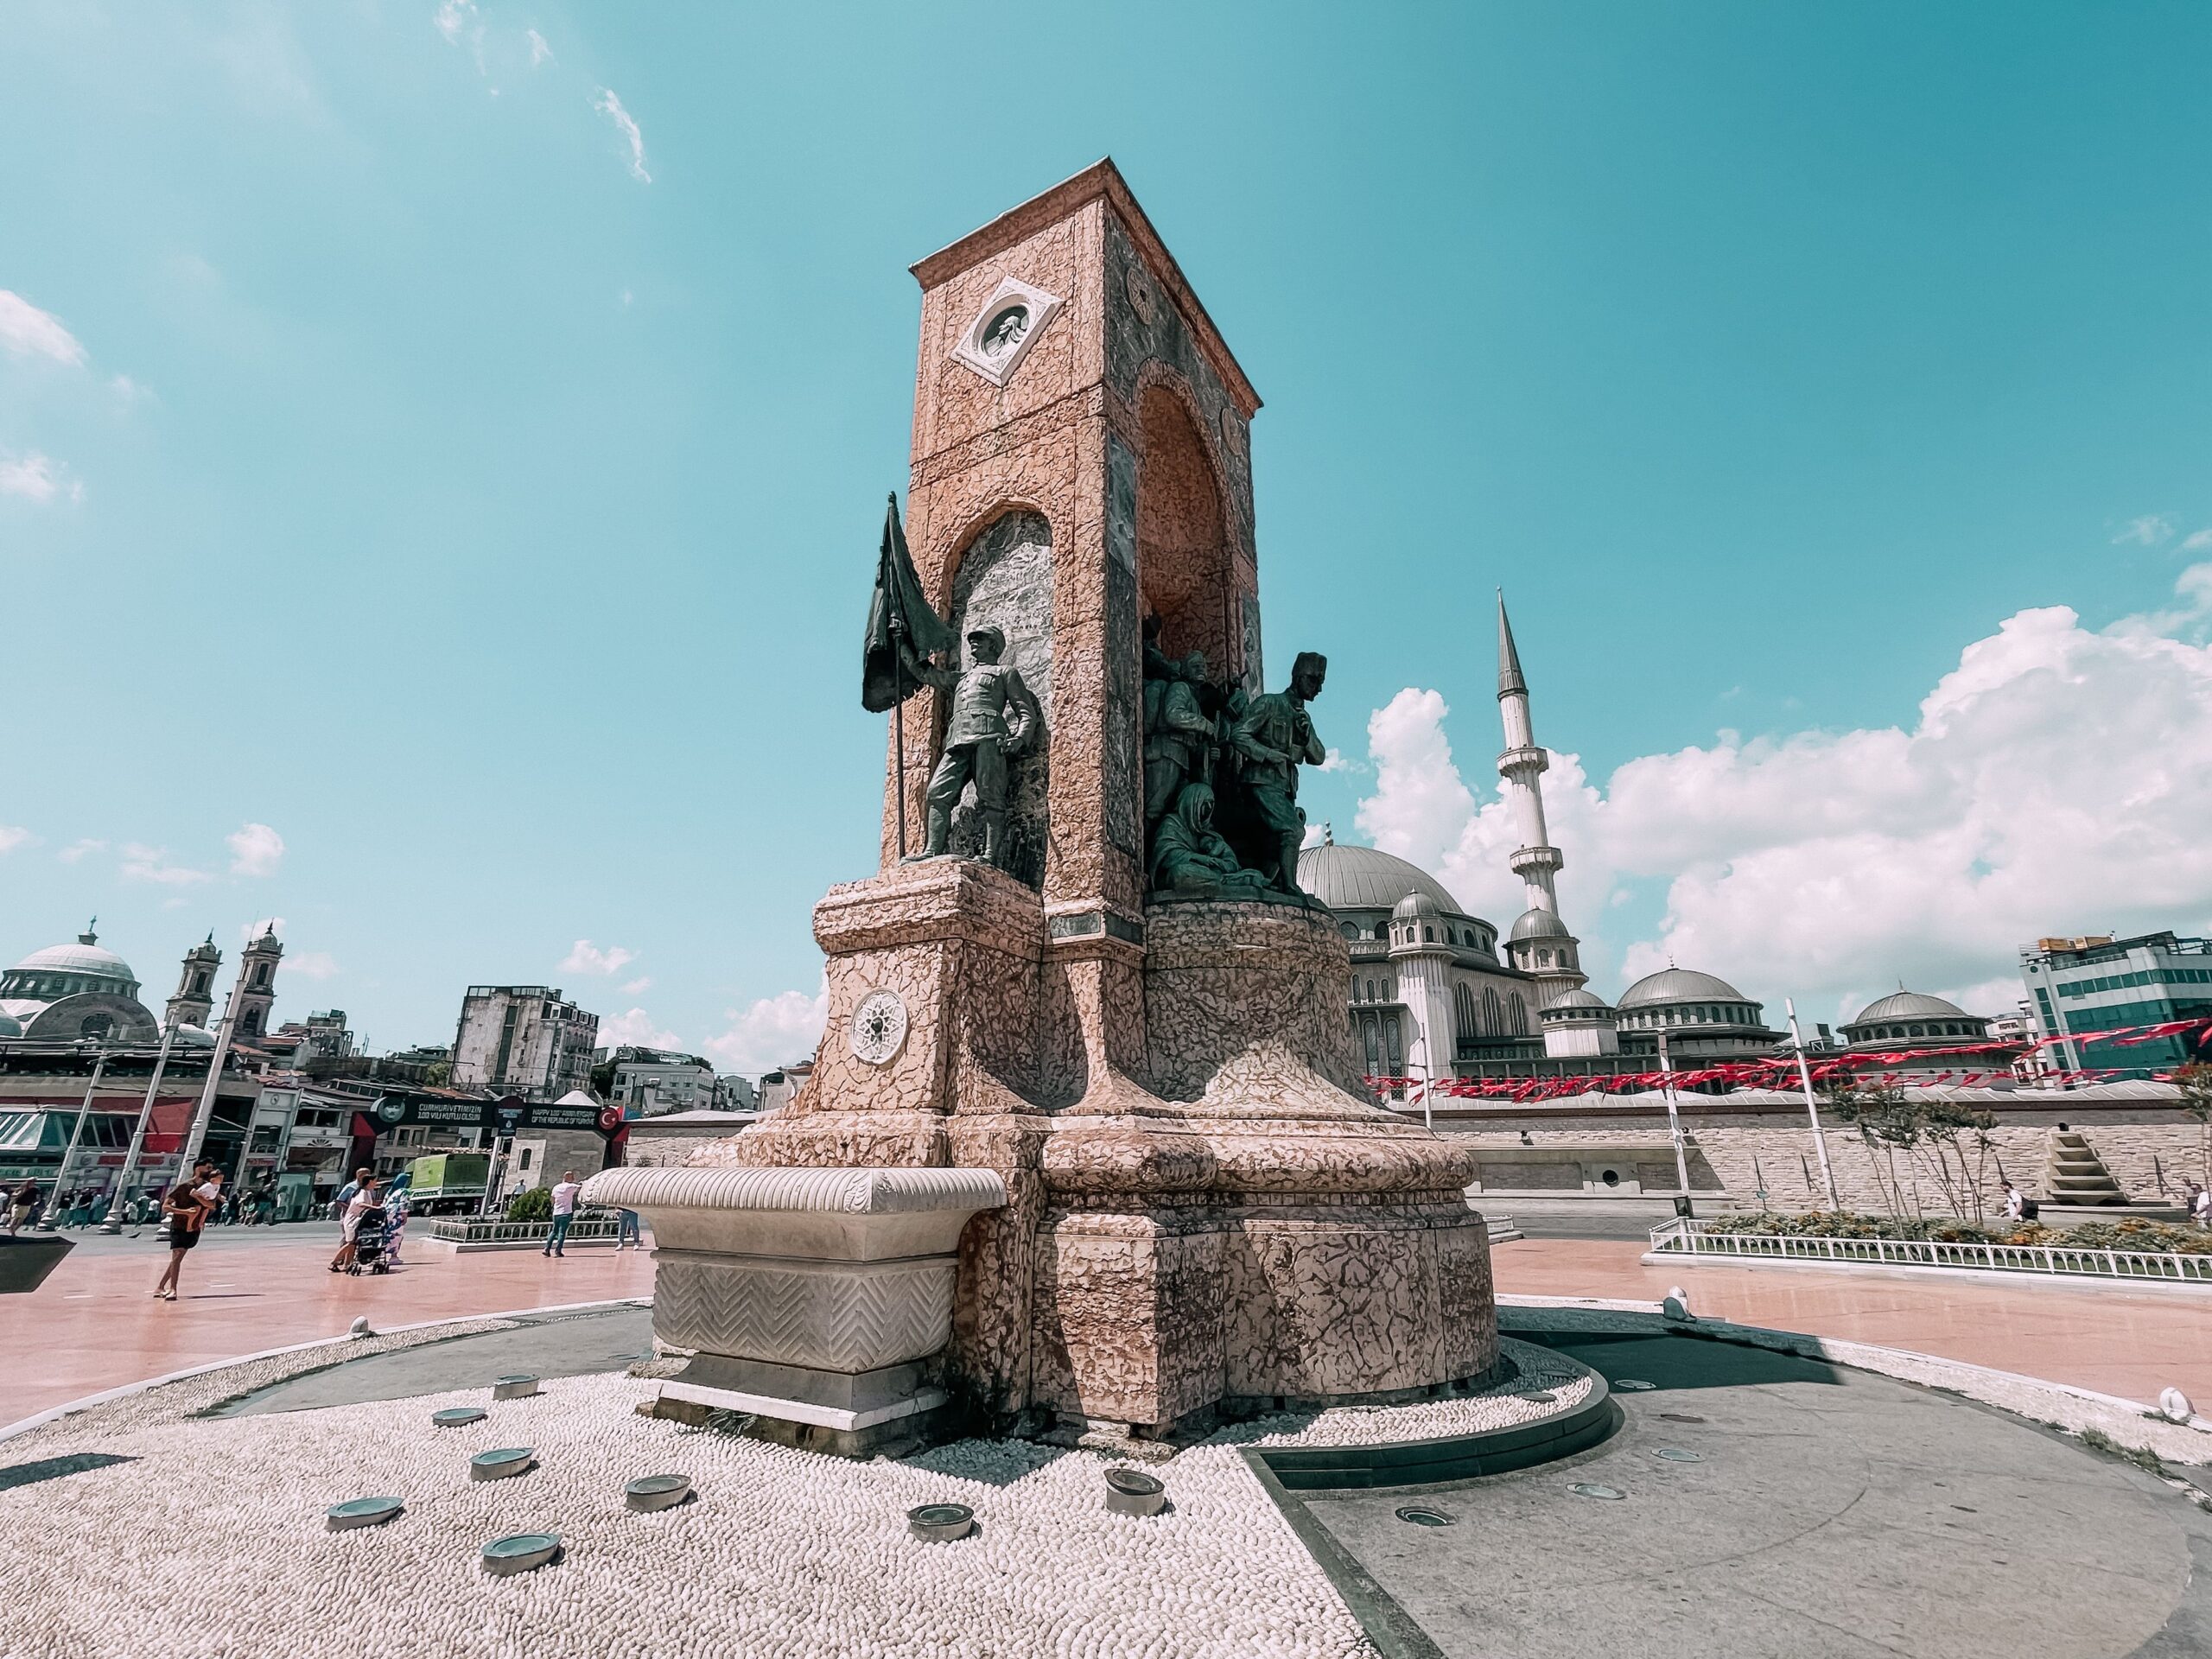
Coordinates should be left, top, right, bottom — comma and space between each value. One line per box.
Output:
0, 1009, 21, 1039
1618, 968, 1750, 1009
1546, 988, 1613, 1011
1297, 842, 1463, 914
1849, 990, 1968, 1026
11, 938, 137, 985
1509, 908, 1572, 944
1391, 891, 1442, 922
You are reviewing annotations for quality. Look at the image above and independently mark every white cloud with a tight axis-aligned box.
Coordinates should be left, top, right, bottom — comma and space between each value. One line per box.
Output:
704, 981, 827, 1075
0, 291, 86, 365
600, 1007, 680, 1051
620, 976, 653, 995
433, 0, 475, 44
120, 844, 211, 887
1352, 561, 2212, 1021
2113, 514, 2175, 547
526, 28, 552, 65
0, 453, 83, 505
59, 838, 105, 864
0, 826, 29, 855
289, 950, 340, 980
226, 821, 285, 877
2184, 529, 2212, 552
562, 939, 638, 976
593, 88, 652, 182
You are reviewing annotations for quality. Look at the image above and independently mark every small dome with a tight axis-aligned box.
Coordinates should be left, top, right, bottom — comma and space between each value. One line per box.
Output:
1618, 967, 1750, 1008
1509, 908, 1572, 943
1850, 990, 1970, 1026
172, 1023, 215, 1047
1392, 891, 1442, 921
0, 1009, 21, 1038
1296, 842, 1464, 914
1545, 988, 1613, 1012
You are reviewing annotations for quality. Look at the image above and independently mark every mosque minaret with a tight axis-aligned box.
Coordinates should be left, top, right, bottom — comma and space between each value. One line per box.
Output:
1495, 592, 1591, 1012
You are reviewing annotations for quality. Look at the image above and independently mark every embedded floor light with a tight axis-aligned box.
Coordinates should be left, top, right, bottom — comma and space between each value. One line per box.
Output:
1103, 1468, 1166, 1517
469, 1447, 535, 1483
326, 1497, 403, 1532
491, 1375, 540, 1401
907, 1503, 975, 1541
1394, 1506, 1453, 1527
625, 1474, 692, 1512
1567, 1483, 1626, 1500
480, 1533, 560, 1576
432, 1408, 486, 1428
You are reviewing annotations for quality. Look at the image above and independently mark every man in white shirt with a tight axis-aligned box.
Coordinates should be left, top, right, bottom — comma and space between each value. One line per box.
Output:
543, 1171, 582, 1257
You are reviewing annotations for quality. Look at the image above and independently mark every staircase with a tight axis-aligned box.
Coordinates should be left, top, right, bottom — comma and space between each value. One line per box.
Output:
2044, 1130, 2127, 1206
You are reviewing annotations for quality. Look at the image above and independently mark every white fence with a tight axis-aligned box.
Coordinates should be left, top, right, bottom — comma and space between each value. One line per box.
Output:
426, 1212, 623, 1247
1649, 1217, 2212, 1283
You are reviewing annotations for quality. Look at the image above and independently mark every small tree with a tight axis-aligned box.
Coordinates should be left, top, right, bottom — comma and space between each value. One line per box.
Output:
505, 1185, 553, 1224
2177, 1062, 2212, 1188
1827, 1080, 1999, 1220
1824, 1080, 1916, 1217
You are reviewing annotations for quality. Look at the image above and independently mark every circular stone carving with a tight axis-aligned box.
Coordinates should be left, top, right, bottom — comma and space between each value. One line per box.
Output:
849, 989, 909, 1065
1218, 408, 1246, 457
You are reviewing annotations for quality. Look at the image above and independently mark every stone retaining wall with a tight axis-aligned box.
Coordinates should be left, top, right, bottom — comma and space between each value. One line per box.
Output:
1433, 1097, 2212, 1214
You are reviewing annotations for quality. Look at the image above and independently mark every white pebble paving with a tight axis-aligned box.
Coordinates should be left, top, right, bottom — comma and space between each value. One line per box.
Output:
0, 1338, 1592, 1658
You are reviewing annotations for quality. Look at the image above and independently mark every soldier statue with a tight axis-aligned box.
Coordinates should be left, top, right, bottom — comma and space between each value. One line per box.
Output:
1229, 651, 1327, 897
892, 616, 1043, 868
1143, 649, 1217, 853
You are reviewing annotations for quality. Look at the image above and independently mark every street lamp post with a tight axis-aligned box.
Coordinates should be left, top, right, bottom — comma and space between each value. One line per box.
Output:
40, 1042, 111, 1228
102, 1020, 182, 1233
1656, 1028, 1694, 1215
1784, 996, 1840, 1209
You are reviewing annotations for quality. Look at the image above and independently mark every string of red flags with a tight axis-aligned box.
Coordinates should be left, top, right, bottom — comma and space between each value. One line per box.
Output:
1362, 1014, 2212, 1103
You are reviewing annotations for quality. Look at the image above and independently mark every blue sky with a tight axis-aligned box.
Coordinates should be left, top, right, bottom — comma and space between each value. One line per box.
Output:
7, 3, 2212, 1062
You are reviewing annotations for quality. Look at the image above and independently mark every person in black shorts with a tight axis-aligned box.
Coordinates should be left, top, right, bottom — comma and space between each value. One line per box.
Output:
154, 1161, 220, 1302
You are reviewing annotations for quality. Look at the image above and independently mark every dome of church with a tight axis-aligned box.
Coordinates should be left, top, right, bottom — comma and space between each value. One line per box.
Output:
1618, 968, 1749, 1009
1509, 907, 1571, 943
1296, 842, 1463, 914
11, 938, 137, 984
1850, 990, 1968, 1026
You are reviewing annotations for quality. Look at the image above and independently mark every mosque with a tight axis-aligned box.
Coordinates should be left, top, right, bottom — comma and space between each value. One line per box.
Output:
0, 922, 283, 1047
1300, 595, 1976, 1084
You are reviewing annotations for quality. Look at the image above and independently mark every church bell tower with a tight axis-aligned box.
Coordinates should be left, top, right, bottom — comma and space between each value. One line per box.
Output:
231, 926, 283, 1043
166, 933, 221, 1033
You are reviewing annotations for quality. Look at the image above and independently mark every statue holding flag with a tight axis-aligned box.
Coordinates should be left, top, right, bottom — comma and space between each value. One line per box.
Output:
862, 494, 1042, 870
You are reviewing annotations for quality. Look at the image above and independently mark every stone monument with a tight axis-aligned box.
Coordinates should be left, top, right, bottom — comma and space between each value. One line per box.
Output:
588, 160, 1495, 1452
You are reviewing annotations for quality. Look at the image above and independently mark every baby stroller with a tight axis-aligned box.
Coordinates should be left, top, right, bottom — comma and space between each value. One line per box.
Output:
346, 1205, 391, 1275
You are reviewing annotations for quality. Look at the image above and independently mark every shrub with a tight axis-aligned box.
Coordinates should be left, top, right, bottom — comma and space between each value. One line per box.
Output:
1697, 1210, 2212, 1254
505, 1185, 553, 1224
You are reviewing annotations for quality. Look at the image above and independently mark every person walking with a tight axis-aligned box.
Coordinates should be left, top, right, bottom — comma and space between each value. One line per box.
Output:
543, 1171, 582, 1257
154, 1164, 220, 1301
331, 1175, 381, 1273
2001, 1182, 2024, 1223
614, 1206, 642, 1249
2190, 1182, 2212, 1226
5, 1179, 38, 1235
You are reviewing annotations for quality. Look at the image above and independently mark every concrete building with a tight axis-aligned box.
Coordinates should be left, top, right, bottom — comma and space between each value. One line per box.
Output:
2020, 932, 2212, 1076
755, 1061, 812, 1115
449, 986, 600, 1101
607, 1046, 717, 1116
714, 1073, 759, 1113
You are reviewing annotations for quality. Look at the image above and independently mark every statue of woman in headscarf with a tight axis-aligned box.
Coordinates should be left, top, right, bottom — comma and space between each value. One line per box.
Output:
1149, 782, 1274, 899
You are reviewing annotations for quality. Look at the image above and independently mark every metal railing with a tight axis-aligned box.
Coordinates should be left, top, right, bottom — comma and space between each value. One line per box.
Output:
426, 1211, 623, 1245
1649, 1217, 2212, 1283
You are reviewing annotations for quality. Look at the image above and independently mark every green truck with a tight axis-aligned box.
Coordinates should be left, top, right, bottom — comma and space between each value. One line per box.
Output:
404, 1152, 492, 1215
